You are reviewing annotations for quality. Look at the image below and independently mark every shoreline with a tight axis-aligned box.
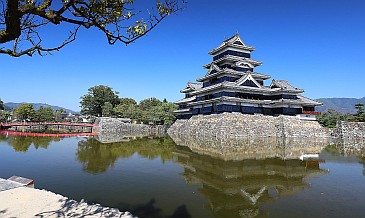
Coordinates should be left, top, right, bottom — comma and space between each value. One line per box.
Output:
0, 185, 134, 218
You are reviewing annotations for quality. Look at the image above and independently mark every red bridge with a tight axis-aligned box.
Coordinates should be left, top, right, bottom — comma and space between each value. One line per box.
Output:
0, 130, 98, 137
0, 122, 98, 128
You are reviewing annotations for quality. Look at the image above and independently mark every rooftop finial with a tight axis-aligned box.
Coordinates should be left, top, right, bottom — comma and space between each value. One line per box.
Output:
236, 31, 239, 36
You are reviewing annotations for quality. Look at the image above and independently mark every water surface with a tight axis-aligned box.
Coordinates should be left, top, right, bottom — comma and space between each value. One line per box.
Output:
1, 134, 365, 218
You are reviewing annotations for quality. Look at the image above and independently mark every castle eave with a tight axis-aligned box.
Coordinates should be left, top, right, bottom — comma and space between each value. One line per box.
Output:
203, 56, 262, 69
196, 70, 271, 82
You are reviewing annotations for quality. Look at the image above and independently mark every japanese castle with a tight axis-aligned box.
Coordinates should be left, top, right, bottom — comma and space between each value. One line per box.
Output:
174, 33, 322, 120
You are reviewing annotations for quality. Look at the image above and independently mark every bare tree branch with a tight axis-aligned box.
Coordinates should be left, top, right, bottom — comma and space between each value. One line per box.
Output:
0, 0, 186, 57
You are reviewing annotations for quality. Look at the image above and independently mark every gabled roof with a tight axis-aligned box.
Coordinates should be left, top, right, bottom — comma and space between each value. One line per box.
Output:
180, 82, 203, 93
208, 33, 256, 55
297, 95, 323, 106
235, 73, 262, 88
206, 63, 221, 76
196, 69, 271, 82
270, 80, 304, 93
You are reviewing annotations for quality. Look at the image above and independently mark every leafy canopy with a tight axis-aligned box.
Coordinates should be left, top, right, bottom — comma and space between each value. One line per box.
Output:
14, 103, 36, 121
80, 85, 120, 116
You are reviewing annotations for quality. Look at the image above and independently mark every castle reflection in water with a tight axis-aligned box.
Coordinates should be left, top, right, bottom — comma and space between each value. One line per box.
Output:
168, 135, 329, 217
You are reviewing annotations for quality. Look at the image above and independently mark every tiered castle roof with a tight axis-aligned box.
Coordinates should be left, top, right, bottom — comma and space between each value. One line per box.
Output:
175, 33, 322, 118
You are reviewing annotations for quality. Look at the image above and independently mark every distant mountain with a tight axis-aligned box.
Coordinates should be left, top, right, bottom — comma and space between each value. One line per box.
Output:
4, 102, 78, 114
316, 97, 365, 114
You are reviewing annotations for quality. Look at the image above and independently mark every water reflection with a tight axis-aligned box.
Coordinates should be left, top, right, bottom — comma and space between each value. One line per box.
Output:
0, 134, 62, 152
332, 137, 365, 156
1, 134, 333, 218
328, 139, 365, 175
173, 146, 326, 218
77, 137, 177, 174
169, 134, 329, 161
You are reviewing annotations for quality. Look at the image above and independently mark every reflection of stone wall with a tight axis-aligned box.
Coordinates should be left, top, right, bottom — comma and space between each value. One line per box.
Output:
334, 121, 365, 139
170, 134, 329, 161
94, 118, 167, 143
168, 113, 329, 139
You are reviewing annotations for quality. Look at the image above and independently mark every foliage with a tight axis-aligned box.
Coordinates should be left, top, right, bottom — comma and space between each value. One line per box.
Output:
113, 100, 141, 120
317, 104, 365, 128
54, 108, 65, 122
14, 103, 36, 121
0, 98, 4, 110
120, 98, 137, 106
139, 97, 161, 111
34, 106, 55, 122
80, 85, 177, 124
102, 102, 113, 117
80, 85, 120, 117
0, 110, 11, 123
0, 0, 185, 57
355, 103, 364, 115
115, 98, 177, 125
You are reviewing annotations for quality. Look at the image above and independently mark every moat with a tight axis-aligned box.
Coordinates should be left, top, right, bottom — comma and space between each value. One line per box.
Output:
1, 134, 365, 218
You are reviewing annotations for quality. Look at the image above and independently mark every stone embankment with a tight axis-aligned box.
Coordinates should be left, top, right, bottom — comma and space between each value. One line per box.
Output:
333, 121, 365, 154
94, 117, 167, 143
168, 113, 330, 139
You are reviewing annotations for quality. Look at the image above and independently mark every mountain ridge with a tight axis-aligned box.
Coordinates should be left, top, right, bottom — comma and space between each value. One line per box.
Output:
4, 102, 78, 114
315, 97, 365, 114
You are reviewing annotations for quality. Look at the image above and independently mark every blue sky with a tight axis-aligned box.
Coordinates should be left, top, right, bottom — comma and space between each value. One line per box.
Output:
1, 0, 364, 111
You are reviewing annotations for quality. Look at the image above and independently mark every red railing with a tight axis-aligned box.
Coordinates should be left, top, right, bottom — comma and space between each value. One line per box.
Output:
302, 111, 321, 115
0, 130, 98, 137
0, 122, 98, 127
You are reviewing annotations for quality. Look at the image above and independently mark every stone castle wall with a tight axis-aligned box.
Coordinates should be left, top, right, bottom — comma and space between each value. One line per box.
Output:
334, 121, 365, 138
168, 113, 329, 139
94, 118, 167, 143
333, 121, 365, 153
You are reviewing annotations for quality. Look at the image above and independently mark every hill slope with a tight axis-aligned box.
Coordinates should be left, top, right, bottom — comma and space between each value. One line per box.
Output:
316, 97, 365, 114
4, 102, 78, 114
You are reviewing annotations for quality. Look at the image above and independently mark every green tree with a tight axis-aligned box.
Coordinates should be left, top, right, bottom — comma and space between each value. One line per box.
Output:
353, 103, 365, 122
80, 85, 120, 117
0, 98, 4, 110
14, 103, 36, 121
161, 102, 178, 125
0, 111, 11, 123
317, 109, 354, 128
355, 103, 364, 115
139, 98, 162, 111
35, 106, 55, 122
102, 102, 113, 117
0, 0, 185, 57
113, 98, 141, 120
137, 98, 177, 125
54, 108, 65, 122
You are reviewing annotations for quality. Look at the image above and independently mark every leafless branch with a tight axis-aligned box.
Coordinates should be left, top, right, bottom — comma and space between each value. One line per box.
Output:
0, 0, 186, 57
